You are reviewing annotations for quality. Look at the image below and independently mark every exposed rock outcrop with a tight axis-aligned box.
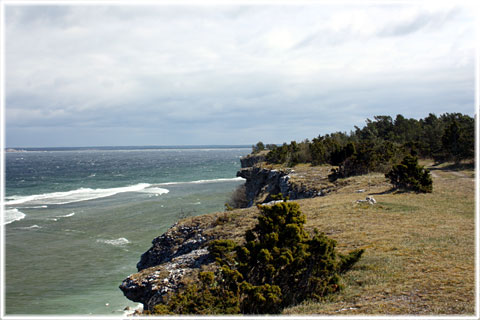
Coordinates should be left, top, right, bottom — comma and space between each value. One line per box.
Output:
137, 224, 209, 271
236, 164, 328, 207
237, 167, 290, 206
240, 153, 266, 168
120, 223, 215, 311
120, 154, 331, 311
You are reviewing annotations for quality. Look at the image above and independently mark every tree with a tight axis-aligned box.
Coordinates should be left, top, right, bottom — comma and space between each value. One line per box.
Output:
441, 114, 474, 163
252, 141, 266, 154
152, 200, 364, 315
419, 113, 443, 159
385, 154, 432, 193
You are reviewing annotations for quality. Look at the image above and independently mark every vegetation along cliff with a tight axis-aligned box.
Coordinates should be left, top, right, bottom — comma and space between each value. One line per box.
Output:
120, 112, 475, 315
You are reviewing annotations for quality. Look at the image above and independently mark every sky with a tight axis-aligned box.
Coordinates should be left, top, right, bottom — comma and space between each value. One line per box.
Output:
3, 2, 477, 147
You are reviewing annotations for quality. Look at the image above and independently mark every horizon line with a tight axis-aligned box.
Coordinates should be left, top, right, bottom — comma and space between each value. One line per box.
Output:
4, 144, 254, 150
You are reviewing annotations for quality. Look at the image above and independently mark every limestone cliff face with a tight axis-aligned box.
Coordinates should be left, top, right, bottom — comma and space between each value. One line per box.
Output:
237, 167, 290, 206
119, 223, 215, 311
237, 155, 323, 206
120, 154, 324, 311
239, 153, 266, 168
136, 224, 209, 271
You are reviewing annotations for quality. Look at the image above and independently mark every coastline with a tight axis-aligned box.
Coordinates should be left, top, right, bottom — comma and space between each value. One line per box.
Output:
119, 154, 347, 311
119, 156, 475, 315
4, 147, 249, 315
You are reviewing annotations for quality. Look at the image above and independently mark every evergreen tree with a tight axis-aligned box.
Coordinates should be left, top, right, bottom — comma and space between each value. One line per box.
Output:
152, 200, 364, 315
441, 114, 474, 163
252, 141, 266, 154
385, 154, 432, 193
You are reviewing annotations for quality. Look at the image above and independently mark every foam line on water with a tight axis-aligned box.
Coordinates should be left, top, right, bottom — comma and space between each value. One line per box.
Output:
158, 177, 245, 186
3, 177, 243, 207
140, 187, 169, 195
57, 212, 75, 218
4, 183, 152, 206
18, 225, 41, 230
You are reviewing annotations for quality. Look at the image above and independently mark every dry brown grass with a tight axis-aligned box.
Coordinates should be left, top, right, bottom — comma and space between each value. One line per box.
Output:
283, 162, 475, 315
179, 207, 259, 244
178, 161, 475, 315
258, 162, 342, 195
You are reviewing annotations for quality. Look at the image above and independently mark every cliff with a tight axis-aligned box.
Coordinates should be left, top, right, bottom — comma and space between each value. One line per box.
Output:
237, 155, 336, 206
239, 152, 266, 168
120, 154, 335, 311
118, 156, 476, 315
120, 222, 211, 310
119, 204, 259, 311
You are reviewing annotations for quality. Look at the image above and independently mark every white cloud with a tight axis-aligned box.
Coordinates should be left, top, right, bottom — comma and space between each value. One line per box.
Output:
4, 3, 475, 147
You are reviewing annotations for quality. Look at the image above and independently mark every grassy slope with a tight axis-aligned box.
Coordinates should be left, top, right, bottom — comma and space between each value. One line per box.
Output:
182, 161, 475, 315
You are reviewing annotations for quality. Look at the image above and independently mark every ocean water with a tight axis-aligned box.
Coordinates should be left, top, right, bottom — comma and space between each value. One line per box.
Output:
3, 147, 250, 315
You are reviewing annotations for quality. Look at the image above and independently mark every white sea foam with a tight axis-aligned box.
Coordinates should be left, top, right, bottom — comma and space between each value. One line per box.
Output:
4, 183, 152, 206
57, 212, 75, 218
4, 208, 26, 225
4, 177, 240, 208
159, 177, 245, 186
97, 237, 130, 246
64, 229, 85, 234
18, 225, 42, 230
21, 205, 48, 209
123, 303, 143, 316
141, 187, 170, 195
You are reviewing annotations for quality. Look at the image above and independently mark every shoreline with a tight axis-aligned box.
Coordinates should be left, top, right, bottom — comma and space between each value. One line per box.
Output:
119, 157, 475, 315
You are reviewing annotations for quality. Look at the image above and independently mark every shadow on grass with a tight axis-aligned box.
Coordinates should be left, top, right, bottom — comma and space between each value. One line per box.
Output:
369, 188, 397, 196
370, 188, 426, 196
429, 161, 474, 171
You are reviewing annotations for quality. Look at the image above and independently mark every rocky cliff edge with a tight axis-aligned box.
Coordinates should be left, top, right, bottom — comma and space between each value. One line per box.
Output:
120, 153, 335, 311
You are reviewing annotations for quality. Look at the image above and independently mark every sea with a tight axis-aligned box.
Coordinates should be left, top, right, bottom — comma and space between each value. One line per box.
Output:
3, 146, 250, 315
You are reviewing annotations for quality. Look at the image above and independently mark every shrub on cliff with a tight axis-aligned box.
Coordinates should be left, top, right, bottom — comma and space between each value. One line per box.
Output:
152, 200, 364, 315
252, 141, 265, 154
151, 271, 241, 315
226, 185, 249, 209
386, 154, 432, 193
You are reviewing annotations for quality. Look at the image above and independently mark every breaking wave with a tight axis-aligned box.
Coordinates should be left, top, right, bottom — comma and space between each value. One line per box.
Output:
140, 187, 169, 195
4, 208, 26, 225
159, 177, 245, 186
57, 212, 75, 218
4, 177, 242, 207
4, 183, 156, 206
96, 237, 130, 246
18, 225, 42, 230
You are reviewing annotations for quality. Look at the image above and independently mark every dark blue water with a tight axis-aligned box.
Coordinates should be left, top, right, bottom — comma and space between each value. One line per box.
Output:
4, 147, 250, 315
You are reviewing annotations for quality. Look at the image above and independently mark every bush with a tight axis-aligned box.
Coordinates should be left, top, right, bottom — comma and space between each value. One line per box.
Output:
385, 154, 432, 193
152, 271, 241, 314
152, 200, 364, 314
252, 141, 266, 154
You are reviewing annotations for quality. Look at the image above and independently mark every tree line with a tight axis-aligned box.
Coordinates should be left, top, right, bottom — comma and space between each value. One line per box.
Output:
253, 113, 474, 178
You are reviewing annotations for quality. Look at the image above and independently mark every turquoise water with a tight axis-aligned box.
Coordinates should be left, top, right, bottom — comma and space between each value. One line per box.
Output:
4, 147, 249, 315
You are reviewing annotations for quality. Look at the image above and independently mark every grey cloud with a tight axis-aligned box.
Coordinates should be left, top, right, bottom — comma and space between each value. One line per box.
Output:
378, 6, 461, 37
4, 4, 475, 147
6, 5, 72, 27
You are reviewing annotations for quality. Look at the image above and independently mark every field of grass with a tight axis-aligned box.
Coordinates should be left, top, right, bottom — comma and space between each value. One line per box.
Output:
284, 162, 476, 315
181, 161, 476, 315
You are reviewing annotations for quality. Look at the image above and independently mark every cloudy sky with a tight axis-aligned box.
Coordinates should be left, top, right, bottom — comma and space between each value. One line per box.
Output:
4, 3, 476, 147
